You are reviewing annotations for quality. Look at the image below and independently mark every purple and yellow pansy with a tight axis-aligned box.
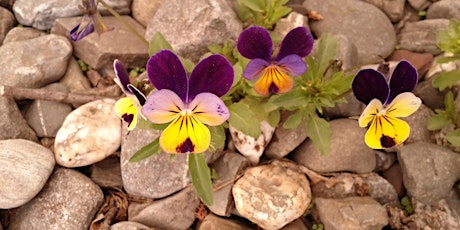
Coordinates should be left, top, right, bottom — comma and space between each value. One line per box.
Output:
113, 60, 146, 131
141, 50, 234, 154
352, 60, 422, 149
70, 0, 111, 41
237, 26, 314, 96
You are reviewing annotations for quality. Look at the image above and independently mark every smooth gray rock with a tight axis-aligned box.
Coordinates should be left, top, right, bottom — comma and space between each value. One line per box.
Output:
427, 0, 460, 20
413, 78, 446, 110
273, 12, 309, 39
0, 97, 37, 141
360, 0, 405, 22
306, 0, 396, 65
90, 155, 123, 188
131, 0, 162, 27
197, 213, 253, 230
398, 19, 450, 55
59, 57, 92, 94
232, 160, 311, 230
0, 6, 15, 45
110, 221, 150, 230
292, 119, 377, 173
24, 83, 73, 138
52, 16, 148, 69
403, 104, 434, 145
0, 34, 71, 88
13, 0, 131, 30
145, 0, 242, 62
322, 92, 364, 119
129, 187, 200, 230
398, 142, 460, 205
3, 26, 46, 44
0, 139, 55, 209
8, 167, 104, 230
315, 197, 389, 230
407, 0, 431, 11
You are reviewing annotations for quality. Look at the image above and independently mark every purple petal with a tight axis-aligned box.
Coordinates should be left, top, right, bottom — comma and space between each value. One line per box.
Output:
113, 60, 130, 92
276, 27, 314, 61
127, 84, 146, 105
147, 50, 188, 102
277, 54, 307, 76
237, 26, 272, 61
243, 58, 270, 80
352, 69, 389, 105
387, 60, 418, 104
188, 54, 234, 101
70, 21, 95, 41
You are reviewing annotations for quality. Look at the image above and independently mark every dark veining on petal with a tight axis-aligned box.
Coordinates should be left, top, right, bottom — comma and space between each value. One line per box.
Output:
380, 135, 396, 148
177, 138, 194, 153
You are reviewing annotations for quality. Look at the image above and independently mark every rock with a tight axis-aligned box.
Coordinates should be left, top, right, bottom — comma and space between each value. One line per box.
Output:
131, 0, 162, 27
110, 221, 150, 230
335, 34, 360, 71
425, 53, 460, 81
90, 155, 123, 188
413, 79, 446, 110
322, 92, 364, 119
0, 34, 72, 88
0, 97, 37, 141
197, 213, 253, 230
0, 139, 55, 209
427, 0, 460, 20
8, 167, 104, 230
407, 0, 431, 11
209, 151, 250, 217
54, 98, 121, 167
24, 83, 73, 137
280, 219, 308, 230
387, 49, 434, 77
145, 0, 242, 62
306, 0, 396, 65
12, 0, 131, 30
381, 162, 405, 197
360, 0, 405, 22
374, 151, 396, 172
229, 121, 275, 165
292, 119, 377, 173
273, 12, 309, 39
398, 19, 450, 55
403, 104, 434, 145
0, 6, 15, 45
232, 160, 311, 230
314, 197, 389, 230
265, 111, 308, 159
398, 142, 460, 205
129, 187, 200, 229
3, 26, 46, 44
59, 57, 92, 94
52, 16, 148, 69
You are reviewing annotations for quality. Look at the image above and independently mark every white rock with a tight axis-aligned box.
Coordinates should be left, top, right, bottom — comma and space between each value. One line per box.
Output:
0, 139, 55, 209
229, 120, 275, 165
54, 99, 121, 167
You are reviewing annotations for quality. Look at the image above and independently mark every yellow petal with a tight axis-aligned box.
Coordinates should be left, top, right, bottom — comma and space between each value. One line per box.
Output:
160, 114, 211, 154
358, 98, 383, 127
254, 66, 293, 96
115, 97, 138, 130
364, 114, 410, 149
385, 92, 422, 118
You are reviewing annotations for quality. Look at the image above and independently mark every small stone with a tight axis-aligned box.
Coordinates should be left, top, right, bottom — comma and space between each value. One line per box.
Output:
209, 151, 250, 217
387, 49, 434, 77
3, 26, 46, 44
0, 34, 72, 88
229, 121, 275, 165
131, 0, 162, 27
273, 12, 309, 38
381, 162, 405, 197
322, 92, 364, 119
407, 0, 431, 11
0, 6, 15, 45
403, 104, 434, 145
0, 97, 37, 141
8, 167, 104, 230
54, 99, 121, 167
314, 197, 388, 230
232, 160, 311, 230
398, 19, 450, 55
280, 219, 308, 230
197, 213, 253, 230
110, 221, 150, 230
129, 187, 200, 229
398, 142, 460, 204
427, 0, 460, 20
90, 155, 123, 188
0, 139, 55, 209
360, 0, 405, 22
59, 57, 92, 94
292, 119, 377, 173
413, 79, 446, 110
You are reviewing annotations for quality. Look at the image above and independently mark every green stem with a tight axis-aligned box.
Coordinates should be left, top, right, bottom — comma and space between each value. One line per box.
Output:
97, 0, 149, 47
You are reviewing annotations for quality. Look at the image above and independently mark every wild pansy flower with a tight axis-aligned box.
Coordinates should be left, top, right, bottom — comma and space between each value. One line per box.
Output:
352, 60, 422, 149
113, 59, 146, 130
142, 50, 234, 154
237, 26, 314, 96
70, 0, 111, 41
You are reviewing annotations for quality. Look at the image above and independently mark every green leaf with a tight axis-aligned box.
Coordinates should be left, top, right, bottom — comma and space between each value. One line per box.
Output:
432, 69, 460, 90
136, 118, 169, 130
179, 57, 195, 73
238, 0, 265, 12
446, 129, 460, 147
148, 32, 173, 56
445, 91, 455, 115
283, 109, 304, 129
305, 115, 331, 155
188, 153, 214, 206
208, 44, 222, 54
436, 55, 460, 64
208, 125, 226, 153
268, 88, 309, 109
315, 33, 338, 76
437, 19, 460, 54
267, 109, 281, 127
427, 112, 452, 131
266, 6, 291, 26
228, 102, 261, 138
129, 138, 162, 162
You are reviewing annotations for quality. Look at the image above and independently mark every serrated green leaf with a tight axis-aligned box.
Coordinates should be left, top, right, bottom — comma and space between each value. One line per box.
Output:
267, 109, 281, 127
232, 63, 243, 88
228, 102, 261, 138
437, 19, 460, 54
238, 0, 265, 12
432, 69, 460, 90
446, 129, 460, 147
305, 115, 331, 155
273, 0, 289, 6
427, 112, 452, 131
188, 153, 214, 206
129, 138, 161, 162
266, 6, 291, 26
323, 72, 354, 96
268, 88, 309, 109
208, 44, 222, 54
283, 109, 304, 129
208, 125, 226, 153
148, 32, 173, 56
316, 33, 338, 76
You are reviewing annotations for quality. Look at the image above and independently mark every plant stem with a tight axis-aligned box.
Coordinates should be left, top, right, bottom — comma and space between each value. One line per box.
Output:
97, 0, 149, 47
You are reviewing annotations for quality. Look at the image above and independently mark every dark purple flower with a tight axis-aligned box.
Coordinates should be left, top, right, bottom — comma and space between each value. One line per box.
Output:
70, 0, 111, 41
